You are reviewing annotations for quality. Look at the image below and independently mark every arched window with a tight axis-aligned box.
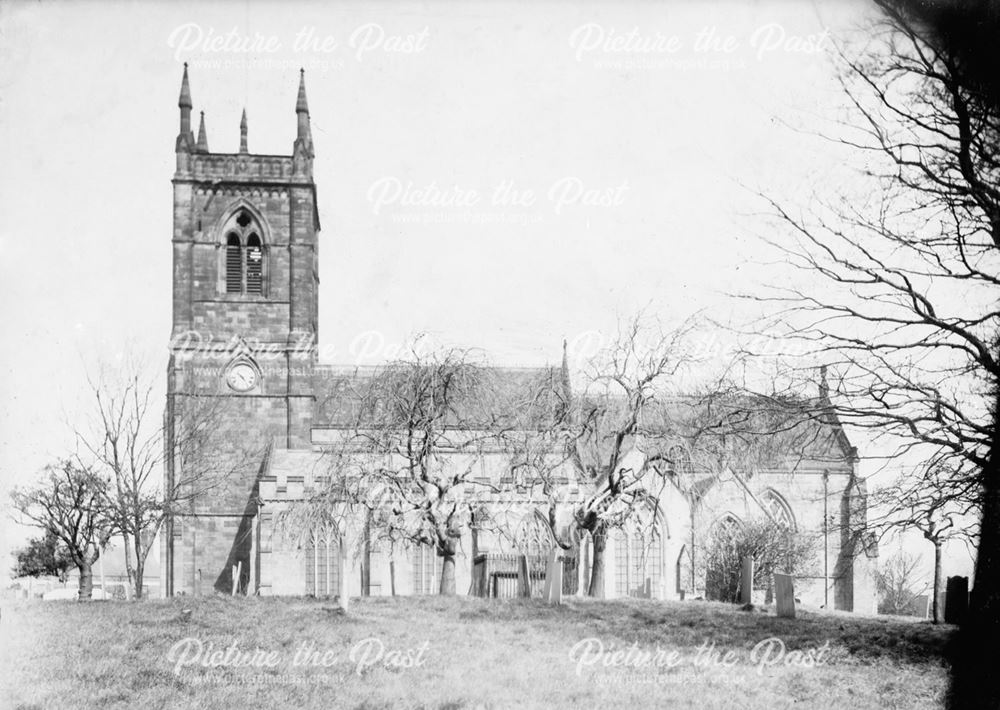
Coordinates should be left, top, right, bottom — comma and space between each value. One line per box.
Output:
246, 233, 263, 294
225, 234, 242, 293
762, 490, 796, 530
220, 209, 266, 296
614, 525, 663, 599
304, 525, 341, 598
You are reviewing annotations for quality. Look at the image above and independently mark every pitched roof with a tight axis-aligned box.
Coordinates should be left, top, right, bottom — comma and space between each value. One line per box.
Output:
314, 363, 567, 429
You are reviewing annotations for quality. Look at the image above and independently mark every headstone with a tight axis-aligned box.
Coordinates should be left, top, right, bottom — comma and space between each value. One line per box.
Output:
774, 573, 796, 618
517, 555, 531, 598
907, 594, 930, 619
740, 556, 754, 605
547, 551, 563, 605
944, 576, 969, 624
542, 548, 560, 598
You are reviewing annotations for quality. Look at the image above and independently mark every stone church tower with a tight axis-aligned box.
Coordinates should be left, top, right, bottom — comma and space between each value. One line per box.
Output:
162, 65, 320, 596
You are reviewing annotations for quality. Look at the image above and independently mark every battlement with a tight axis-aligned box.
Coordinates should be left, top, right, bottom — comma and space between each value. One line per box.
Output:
176, 152, 310, 184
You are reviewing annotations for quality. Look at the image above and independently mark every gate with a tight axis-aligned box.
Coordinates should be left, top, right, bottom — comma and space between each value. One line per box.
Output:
472, 552, 578, 598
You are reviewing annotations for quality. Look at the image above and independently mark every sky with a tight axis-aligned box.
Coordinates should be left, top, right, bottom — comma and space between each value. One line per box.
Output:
0, 0, 975, 584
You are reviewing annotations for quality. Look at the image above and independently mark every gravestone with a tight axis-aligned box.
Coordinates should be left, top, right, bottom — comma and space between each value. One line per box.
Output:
944, 576, 969, 624
774, 573, 796, 618
740, 556, 754, 605
517, 555, 531, 598
546, 549, 563, 604
907, 594, 931, 619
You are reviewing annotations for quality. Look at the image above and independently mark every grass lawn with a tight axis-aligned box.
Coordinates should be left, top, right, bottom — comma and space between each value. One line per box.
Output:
0, 595, 953, 710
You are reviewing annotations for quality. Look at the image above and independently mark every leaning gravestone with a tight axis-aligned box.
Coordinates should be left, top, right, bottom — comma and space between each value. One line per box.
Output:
517, 555, 531, 598
740, 556, 754, 605
773, 573, 796, 618
944, 576, 969, 625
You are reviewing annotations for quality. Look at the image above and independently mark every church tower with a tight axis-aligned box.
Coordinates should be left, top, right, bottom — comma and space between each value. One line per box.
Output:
163, 65, 320, 596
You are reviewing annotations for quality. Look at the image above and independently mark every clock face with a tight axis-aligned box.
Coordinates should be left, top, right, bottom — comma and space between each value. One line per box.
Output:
226, 362, 258, 392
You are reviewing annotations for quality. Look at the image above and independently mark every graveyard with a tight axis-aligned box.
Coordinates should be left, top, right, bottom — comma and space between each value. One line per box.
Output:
2, 595, 953, 710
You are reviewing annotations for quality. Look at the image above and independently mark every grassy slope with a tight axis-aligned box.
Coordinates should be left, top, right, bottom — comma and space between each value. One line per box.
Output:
0, 596, 952, 710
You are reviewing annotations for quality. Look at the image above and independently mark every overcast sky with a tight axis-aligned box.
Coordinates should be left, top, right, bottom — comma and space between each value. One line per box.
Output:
0, 0, 973, 581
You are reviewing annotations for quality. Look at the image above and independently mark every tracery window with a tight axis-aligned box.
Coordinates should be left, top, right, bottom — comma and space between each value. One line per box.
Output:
221, 209, 266, 295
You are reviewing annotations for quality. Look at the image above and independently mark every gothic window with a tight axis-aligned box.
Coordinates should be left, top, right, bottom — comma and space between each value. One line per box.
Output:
762, 490, 796, 530
221, 209, 266, 295
614, 526, 663, 599
304, 526, 341, 598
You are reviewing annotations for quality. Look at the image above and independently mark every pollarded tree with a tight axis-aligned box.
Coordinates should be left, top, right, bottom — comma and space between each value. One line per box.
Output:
340, 346, 518, 595
562, 316, 700, 597
499, 317, 833, 599
10, 460, 116, 600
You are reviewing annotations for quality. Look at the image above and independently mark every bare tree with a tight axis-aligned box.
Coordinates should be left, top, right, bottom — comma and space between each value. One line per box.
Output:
10, 460, 115, 600
875, 549, 928, 616
870, 460, 979, 622
336, 347, 518, 595
744, 2, 1000, 701
495, 360, 577, 562
75, 356, 246, 600
561, 317, 700, 597
497, 318, 835, 599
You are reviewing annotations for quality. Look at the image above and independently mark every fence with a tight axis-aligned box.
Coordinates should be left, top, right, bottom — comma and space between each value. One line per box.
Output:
471, 552, 579, 599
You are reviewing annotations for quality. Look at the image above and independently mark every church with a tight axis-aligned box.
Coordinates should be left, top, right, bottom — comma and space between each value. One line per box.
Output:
161, 66, 877, 612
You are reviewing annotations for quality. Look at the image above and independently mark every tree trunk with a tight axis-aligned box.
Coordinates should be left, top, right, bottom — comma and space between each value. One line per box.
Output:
588, 530, 606, 598
78, 561, 94, 601
948, 385, 1000, 709
932, 540, 942, 624
439, 554, 456, 595
134, 557, 145, 601
122, 531, 135, 598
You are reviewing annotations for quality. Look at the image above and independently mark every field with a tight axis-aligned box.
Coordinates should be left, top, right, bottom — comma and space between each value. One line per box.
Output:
0, 595, 953, 710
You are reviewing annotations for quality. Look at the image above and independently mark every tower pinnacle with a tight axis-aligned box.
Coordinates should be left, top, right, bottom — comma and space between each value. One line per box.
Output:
196, 111, 208, 152
178, 62, 192, 109
294, 69, 314, 158
176, 63, 194, 153
296, 68, 310, 114
239, 108, 248, 154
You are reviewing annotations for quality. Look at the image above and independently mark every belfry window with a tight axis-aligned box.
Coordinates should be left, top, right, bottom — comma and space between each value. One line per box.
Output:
220, 209, 266, 296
